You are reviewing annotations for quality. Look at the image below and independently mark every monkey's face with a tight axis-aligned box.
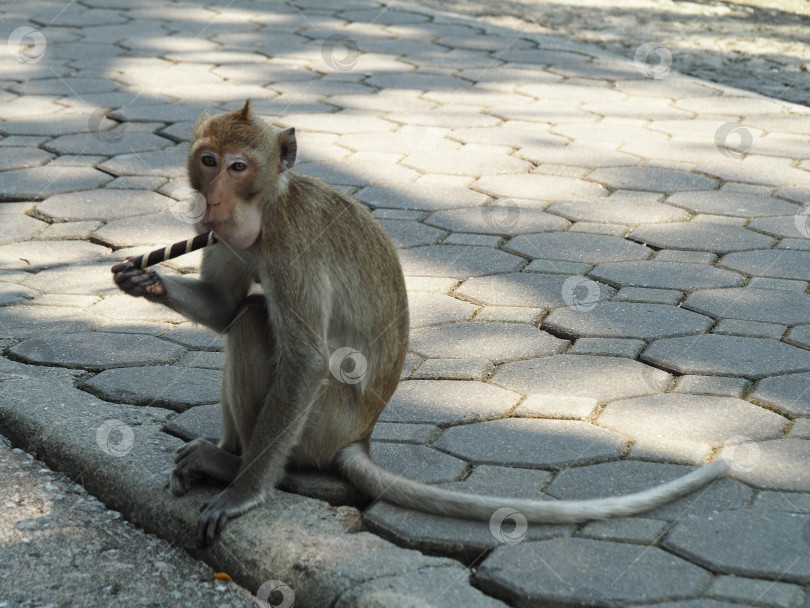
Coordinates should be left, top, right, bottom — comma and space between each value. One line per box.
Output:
192, 147, 263, 250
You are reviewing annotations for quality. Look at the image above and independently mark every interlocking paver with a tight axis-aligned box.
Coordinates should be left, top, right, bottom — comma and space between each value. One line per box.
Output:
667, 190, 800, 217
410, 358, 493, 381
664, 510, 810, 582
79, 365, 221, 411
9, 332, 185, 370
398, 244, 524, 278
787, 326, 810, 349
590, 261, 745, 291
708, 576, 805, 608
674, 375, 750, 398
425, 207, 569, 235
629, 223, 776, 253
0, 215, 47, 245
475, 173, 608, 202
544, 302, 711, 340
380, 380, 519, 424
93, 214, 196, 248
613, 287, 682, 305
356, 183, 489, 210
377, 219, 446, 248
751, 373, 810, 417
598, 394, 787, 458
713, 319, 786, 340
493, 355, 671, 400
370, 443, 466, 484
643, 335, 810, 378
719, 249, 810, 281
409, 322, 568, 361
0, 166, 113, 200
546, 190, 689, 224
435, 418, 627, 468
589, 166, 719, 192
476, 539, 711, 607
408, 292, 476, 327
456, 272, 614, 308
683, 288, 810, 325
507, 232, 651, 264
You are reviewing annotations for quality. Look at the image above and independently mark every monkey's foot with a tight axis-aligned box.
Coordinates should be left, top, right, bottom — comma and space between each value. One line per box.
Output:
197, 488, 262, 547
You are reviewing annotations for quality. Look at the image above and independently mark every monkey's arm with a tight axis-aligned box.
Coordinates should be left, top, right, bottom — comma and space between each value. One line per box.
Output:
112, 244, 252, 333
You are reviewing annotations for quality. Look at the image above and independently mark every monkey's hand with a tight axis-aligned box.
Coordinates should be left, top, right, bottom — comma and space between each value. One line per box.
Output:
197, 487, 262, 547
112, 260, 167, 298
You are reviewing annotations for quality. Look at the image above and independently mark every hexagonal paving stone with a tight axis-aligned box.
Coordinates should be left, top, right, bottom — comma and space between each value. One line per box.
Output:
683, 288, 810, 325
89, 295, 187, 324
547, 194, 690, 224
721, 439, 810, 492
475, 174, 608, 203
93, 213, 199, 248
643, 335, 810, 379
751, 372, 810, 416
545, 460, 753, 521
544, 302, 711, 340
0, 147, 54, 171
409, 322, 568, 362
493, 355, 672, 401
356, 183, 489, 211
369, 443, 466, 484
666, 191, 799, 217
402, 145, 531, 176
719, 250, 810, 281
0, 241, 109, 269
98, 147, 187, 178
0, 282, 38, 305
0, 215, 47, 245
435, 418, 627, 468
44, 129, 174, 156
0, 167, 112, 201
21, 264, 120, 297
748, 215, 810, 239
425, 207, 569, 236
476, 538, 711, 606
160, 322, 225, 351
589, 261, 745, 290
589, 167, 718, 192
0, 305, 102, 339
377, 219, 445, 248
362, 502, 567, 565
507, 232, 651, 264
9, 332, 185, 370
664, 510, 810, 583
36, 190, 172, 222
599, 394, 786, 456
80, 365, 221, 410
456, 272, 615, 308
398, 245, 524, 278
629, 223, 776, 253
407, 292, 476, 328
380, 380, 520, 424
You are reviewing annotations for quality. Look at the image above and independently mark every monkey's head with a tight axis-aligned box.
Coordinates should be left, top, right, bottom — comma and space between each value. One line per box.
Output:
188, 100, 297, 249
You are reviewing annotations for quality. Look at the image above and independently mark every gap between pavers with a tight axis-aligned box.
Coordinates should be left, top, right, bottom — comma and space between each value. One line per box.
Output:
0, 361, 505, 607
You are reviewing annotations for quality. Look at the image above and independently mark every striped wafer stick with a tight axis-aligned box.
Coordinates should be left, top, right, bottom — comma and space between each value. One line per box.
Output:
130, 231, 218, 269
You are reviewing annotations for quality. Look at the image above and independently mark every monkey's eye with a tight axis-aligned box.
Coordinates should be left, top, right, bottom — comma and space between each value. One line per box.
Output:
201, 155, 216, 167
231, 161, 247, 172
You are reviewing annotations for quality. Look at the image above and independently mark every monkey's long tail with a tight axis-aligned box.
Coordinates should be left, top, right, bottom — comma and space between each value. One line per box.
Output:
336, 443, 728, 523
129, 231, 218, 269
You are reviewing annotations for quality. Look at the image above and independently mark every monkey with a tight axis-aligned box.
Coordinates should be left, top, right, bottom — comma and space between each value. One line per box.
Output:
112, 101, 728, 547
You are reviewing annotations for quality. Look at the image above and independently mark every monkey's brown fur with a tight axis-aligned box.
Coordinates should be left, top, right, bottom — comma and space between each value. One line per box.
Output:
113, 101, 726, 546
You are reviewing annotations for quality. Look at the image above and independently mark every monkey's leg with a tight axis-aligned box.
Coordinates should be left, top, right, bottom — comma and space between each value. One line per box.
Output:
196, 318, 327, 546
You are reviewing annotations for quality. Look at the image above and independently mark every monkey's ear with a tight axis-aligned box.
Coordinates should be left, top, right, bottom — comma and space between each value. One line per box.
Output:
278, 127, 297, 172
236, 100, 252, 121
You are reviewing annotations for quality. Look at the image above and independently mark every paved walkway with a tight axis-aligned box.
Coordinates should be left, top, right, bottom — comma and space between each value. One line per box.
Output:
1, 0, 810, 606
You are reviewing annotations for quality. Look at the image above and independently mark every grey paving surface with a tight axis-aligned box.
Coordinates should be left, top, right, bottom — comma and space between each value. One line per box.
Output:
1, 0, 809, 606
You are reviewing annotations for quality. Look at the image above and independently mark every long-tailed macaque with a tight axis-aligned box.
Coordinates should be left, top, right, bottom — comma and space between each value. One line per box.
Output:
113, 101, 727, 546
